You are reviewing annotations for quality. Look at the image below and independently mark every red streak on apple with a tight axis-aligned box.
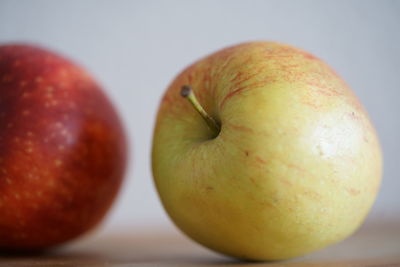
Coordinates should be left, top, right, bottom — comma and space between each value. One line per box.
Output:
0, 44, 127, 250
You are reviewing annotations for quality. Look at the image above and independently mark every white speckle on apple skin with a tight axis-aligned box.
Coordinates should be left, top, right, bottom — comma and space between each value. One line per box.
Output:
20, 81, 27, 87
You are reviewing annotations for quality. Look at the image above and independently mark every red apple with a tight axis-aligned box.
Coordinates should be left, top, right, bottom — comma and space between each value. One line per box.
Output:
0, 44, 127, 250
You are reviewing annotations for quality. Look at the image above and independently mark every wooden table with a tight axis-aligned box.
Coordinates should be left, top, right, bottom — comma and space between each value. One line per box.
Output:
1, 218, 399, 266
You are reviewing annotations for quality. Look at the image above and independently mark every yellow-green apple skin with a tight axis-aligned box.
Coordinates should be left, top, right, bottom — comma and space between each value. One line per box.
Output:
152, 42, 382, 261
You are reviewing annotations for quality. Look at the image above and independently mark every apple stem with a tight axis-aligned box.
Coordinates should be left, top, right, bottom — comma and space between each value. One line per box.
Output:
180, 85, 221, 135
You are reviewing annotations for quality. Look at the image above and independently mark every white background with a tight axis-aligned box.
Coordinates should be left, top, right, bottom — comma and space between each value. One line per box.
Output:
0, 0, 399, 233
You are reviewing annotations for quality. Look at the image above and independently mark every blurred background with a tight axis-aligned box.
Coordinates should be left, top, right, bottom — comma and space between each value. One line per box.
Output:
0, 0, 399, 234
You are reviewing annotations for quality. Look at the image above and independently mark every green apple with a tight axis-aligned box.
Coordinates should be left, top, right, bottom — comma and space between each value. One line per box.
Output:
152, 42, 382, 261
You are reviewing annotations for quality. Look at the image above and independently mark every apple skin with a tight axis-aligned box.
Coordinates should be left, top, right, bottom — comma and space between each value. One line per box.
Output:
152, 42, 382, 260
0, 44, 127, 250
